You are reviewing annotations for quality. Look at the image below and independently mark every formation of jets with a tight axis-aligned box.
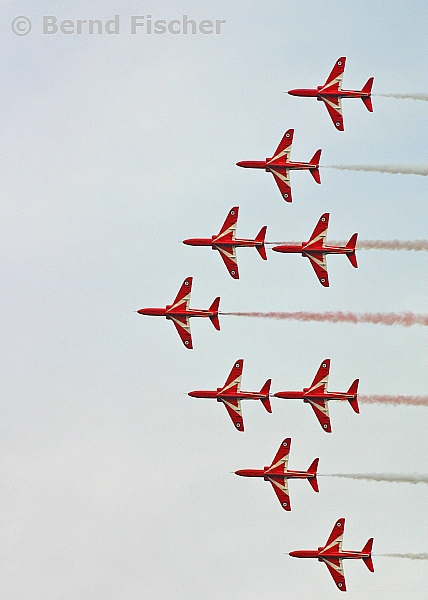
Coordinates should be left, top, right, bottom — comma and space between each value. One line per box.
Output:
182, 208, 358, 285
188, 358, 359, 433
140, 57, 377, 592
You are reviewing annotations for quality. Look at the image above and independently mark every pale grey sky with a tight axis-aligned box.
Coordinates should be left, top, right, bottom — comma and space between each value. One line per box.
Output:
0, 1, 427, 598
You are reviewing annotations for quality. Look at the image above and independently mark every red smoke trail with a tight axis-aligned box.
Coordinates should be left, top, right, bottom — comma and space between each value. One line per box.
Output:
359, 395, 428, 406
220, 311, 428, 327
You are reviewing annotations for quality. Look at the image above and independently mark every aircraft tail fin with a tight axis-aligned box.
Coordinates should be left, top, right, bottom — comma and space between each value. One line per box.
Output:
259, 379, 272, 412
361, 538, 374, 571
309, 149, 322, 184
255, 226, 267, 260
306, 458, 319, 492
361, 77, 374, 111
346, 233, 358, 268
347, 379, 360, 413
209, 297, 221, 330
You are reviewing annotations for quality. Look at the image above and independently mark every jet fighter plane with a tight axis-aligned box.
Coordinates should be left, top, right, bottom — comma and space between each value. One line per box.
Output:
274, 359, 359, 432
183, 206, 267, 279
287, 57, 374, 131
272, 213, 358, 287
188, 359, 271, 430
236, 129, 321, 203
235, 437, 319, 511
137, 277, 220, 349
289, 518, 374, 591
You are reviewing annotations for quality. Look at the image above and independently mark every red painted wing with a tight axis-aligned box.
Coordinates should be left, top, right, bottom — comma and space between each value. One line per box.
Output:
221, 398, 244, 431
323, 518, 345, 551
213, 207, 238, 242
308, 359, 330, 393
170, 277, 192, 311
321, 97, 344, 131
266, 438, 291, 472
170, 315, 193, 349
269, 168, 292, 202
270, 129, 294, 162
320, 57, 346, 92
304, 252, 329, 286
305, 213, 329, 248
214, 245, 239, 279
267, 477, 291, 511
219, 360, 243, 394
322, 558, 346, 592
307, 398, 331, 432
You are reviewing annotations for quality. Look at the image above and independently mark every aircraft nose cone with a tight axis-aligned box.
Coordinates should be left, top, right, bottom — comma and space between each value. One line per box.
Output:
289, 551, 299, 557
236, 161, 245, 167
234, 470, 244, 476
287, 89, 298, 96
137, 309, 145, 314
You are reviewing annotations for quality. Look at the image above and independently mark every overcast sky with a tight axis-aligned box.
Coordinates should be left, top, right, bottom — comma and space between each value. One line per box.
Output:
0, 1, 427, 598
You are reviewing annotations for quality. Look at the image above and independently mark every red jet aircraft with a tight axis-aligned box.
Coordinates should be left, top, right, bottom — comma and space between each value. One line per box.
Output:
188, 359, 271, 430
235, 437, 319, 511
137, 277, 220, 349
289, 518, 374, 591
272, 213, 358, 287
274, 359, 359, 432
288, 57, 374, 131
183, 207, 267, 279
236, 129, 321, 203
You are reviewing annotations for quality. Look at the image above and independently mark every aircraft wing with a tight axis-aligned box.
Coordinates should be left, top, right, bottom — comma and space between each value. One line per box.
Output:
213, 207, 238, 242
304, 213, 329, 248
268, 167, 292, 202
170, 277, 192, 311
304, 252, 329, 286
320, 57, 346, 93
321, 558, 346, 592
170, 315, 193, 349
308, 359, 330, 393
323, 518, 345, 552
266, 438, 291, 473
214, 244, 239, 279
221, 398, 244, 431
220, 360, 243, 395
306, 398, 331, 432
321, 96, 344, 131
271, 129, 294, 162
267, 476, 291, 511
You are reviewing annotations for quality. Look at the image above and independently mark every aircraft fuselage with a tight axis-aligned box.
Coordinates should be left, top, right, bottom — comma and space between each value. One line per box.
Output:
288, 87, 370, 99
188, 389, 268, 400
272, 244, 354, 255
289, 549, 370, 560
235, 468, 315, 480
237, 159, 316, 172
183, 236, 262, 249
137, 306, 217, 319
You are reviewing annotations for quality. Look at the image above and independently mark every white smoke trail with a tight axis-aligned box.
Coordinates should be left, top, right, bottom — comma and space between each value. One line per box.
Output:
377, 553, 428, 560
325, 164, 428, 176
376, 93, 428, 101
266, 240, 428, 251
359, 395, 428, 406
220, 311, 428, 327
323, 473, 428, 484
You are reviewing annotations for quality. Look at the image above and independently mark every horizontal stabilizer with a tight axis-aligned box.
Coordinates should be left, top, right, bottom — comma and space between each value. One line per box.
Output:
255, 226, 267, 260
260, 379, 272, 412
309, 149, 322, 184
307, 458, 319, 492
361, 538, 374, 572
346, 233, 358, 268
361, 77, 374, 112
347, 379, 360, 413
209, 297, 221, 330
